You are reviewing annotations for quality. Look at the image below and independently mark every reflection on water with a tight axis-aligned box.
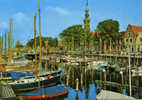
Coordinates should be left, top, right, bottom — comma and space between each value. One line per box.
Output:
18, 62, 141, 100
44, 84, 96, 100
88, 84, 96, 100
65, 84, 96, 100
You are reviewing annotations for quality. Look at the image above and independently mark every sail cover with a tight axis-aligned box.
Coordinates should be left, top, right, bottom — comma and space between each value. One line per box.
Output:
8, 71, 35, 80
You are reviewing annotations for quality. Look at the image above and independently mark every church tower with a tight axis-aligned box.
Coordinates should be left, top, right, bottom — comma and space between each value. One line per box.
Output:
83, 0, 91, 33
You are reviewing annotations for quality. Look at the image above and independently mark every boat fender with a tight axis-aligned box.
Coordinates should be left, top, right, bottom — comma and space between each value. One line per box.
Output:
48, 74, 52, 78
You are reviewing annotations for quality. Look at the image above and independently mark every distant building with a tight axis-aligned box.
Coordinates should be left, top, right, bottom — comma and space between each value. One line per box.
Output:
124, 24, 142, 53
92, 32, 99, 38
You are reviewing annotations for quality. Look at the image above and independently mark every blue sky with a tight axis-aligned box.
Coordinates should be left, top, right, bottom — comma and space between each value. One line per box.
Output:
0, 0, 142, 45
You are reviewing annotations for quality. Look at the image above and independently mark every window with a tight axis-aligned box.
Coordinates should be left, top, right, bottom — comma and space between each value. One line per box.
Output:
132, 47, 134, 52
130, 39, 132, 43
138, 45, 140, 52
126, 39, 128, 42
140, 38, 142, 42
138, 47, 140, 52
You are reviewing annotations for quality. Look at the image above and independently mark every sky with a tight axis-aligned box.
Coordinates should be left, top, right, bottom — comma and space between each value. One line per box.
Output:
0, 0, 142, 45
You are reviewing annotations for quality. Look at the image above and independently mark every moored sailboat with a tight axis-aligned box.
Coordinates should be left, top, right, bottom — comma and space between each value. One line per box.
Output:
0, 5, 62, 92
9, 73, 61, 92
7, 12, 61, 92
18, 0, 68, 99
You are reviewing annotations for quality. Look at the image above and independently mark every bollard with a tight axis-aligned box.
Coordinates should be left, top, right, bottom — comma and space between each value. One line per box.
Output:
81, 72, 83, 85
66, 67, 71, 86
66, 74, 69, 86
76, 78, 79, 91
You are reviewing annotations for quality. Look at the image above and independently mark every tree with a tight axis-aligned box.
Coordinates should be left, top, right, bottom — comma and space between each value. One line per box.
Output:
59, 24, 84, 50
26, 36, 58, 49
15, 40, 23, 48
93, 37, 100, 51
84, 30, 94, 51
95, 19, 121, 52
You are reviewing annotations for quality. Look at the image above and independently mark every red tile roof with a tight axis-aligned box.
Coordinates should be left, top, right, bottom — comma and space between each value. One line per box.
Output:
130, 25, 142, 35
124, 25, 142, 38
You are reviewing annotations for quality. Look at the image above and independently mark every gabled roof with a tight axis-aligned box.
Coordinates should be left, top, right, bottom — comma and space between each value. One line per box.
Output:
130, 25, 142, 35
129, 25, 142, 35
124, 24, 142, 38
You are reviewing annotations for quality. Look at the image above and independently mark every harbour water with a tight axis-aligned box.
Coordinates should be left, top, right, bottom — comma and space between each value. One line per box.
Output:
16, 61, 140, 100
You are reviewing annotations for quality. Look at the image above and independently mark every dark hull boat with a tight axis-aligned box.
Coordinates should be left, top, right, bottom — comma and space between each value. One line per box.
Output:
18, 85, 68, 100
0, 70, 61, 81
9, 74, 61, 92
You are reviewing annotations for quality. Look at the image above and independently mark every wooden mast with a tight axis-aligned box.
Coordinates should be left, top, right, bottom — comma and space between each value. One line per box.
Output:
34, 14, 38, 75
1, 33, 3, 55
8, 32, 10, 57
10, 19, 13, 57
45, 39, 48, 71
38, 0, 42, 88
8, 19, 13, 58
12, 40, 14, 49
45, 14, 48, 71
0, 35, 1, 56
5, 32, 7, 56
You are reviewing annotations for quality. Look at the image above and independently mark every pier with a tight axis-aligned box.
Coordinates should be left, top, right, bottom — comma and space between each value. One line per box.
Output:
60, 63, 142, 99
0, 83, 16, 100
95, 80, 139, 91
24, 51, 142, 65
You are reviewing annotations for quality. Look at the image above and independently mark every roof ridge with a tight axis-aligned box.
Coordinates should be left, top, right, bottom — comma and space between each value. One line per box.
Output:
130, 24, 142, 27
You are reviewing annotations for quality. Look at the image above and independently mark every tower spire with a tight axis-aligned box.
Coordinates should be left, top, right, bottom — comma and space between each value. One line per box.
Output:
84, 0, 90, 33
86, 0, 88, 8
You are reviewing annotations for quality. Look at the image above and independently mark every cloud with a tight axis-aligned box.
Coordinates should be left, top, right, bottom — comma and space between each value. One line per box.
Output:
55, 7, 71, 15
0, 22, 8, 30
13, 12, 28, 22
47, 7, 71, 16
11, 12, 33, 45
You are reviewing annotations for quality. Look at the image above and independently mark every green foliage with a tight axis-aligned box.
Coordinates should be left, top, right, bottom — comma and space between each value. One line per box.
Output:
81, 30, 93, 49
93, 37, 99, 45
26, 36, 58, 48
95, 19, 121, 41
15, 40, 23, 48
59, 24, 84, 50
59, 24, 84, 42
48, 37, 58, 47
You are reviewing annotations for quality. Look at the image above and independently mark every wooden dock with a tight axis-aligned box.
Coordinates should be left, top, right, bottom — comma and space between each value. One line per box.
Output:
0, 84, 16, 100
24, 51, 142, 65
95, 80, 140, 91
